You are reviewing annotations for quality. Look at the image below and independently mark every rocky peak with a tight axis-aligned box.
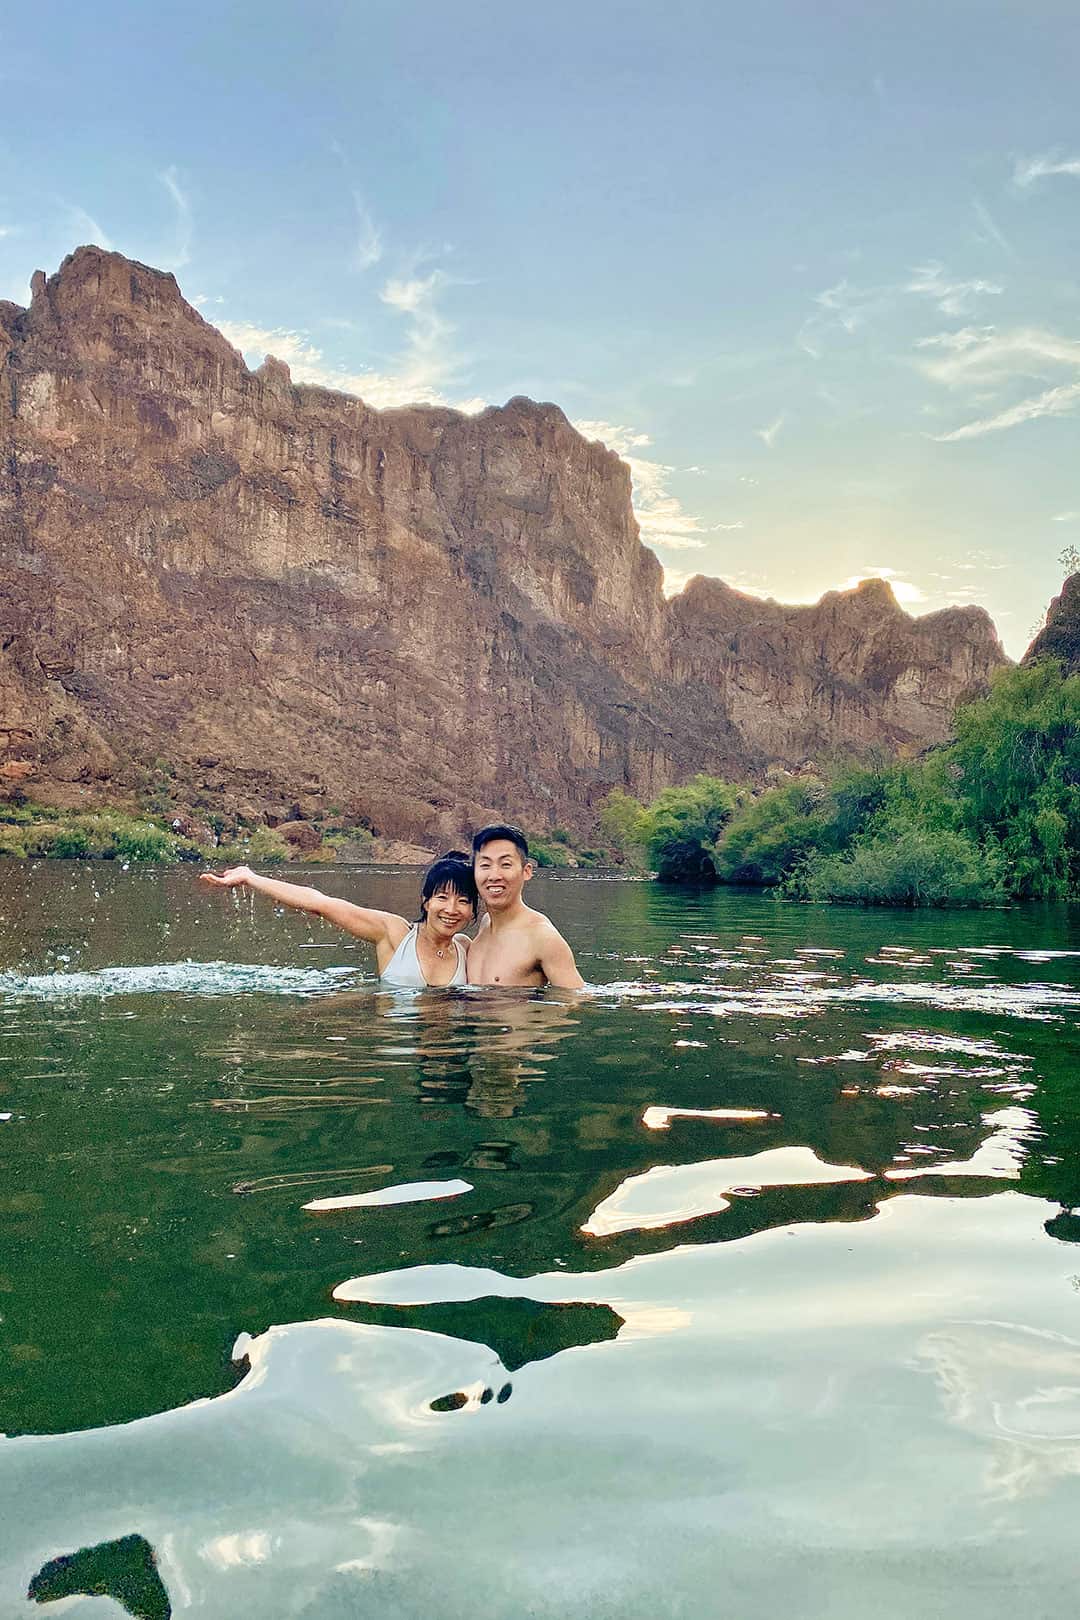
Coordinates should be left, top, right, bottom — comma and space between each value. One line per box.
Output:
19, 244, 242, 376
1023, 573, 1080, 672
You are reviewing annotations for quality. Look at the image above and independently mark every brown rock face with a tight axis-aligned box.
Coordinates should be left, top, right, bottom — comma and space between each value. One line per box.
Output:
1022, 574, 1080, 673
0, 247, 1009, 839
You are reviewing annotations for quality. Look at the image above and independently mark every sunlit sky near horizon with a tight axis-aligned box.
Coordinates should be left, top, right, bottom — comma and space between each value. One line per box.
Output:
3, 0, 1080, 655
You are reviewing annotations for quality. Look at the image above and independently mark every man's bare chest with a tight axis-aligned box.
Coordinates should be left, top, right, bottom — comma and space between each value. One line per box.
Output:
469, 931, 543, 986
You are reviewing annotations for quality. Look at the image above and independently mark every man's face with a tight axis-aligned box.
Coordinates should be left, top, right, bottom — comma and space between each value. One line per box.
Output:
474, 839, 533, 911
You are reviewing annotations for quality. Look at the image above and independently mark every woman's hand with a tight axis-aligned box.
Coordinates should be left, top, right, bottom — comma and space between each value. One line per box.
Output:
199, 865, 255, 889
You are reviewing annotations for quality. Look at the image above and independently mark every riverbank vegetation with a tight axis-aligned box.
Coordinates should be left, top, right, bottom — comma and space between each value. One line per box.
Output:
601, 661, 1080, 906
0, 803, 297, 865
0, 801, 387, 865
2, 661, 1075, 904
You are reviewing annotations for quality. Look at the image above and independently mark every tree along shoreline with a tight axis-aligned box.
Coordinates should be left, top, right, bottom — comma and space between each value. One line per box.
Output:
600, 660, 1080, 907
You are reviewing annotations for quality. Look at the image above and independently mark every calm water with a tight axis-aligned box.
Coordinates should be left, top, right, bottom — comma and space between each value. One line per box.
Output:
2, 863, 1080, 1618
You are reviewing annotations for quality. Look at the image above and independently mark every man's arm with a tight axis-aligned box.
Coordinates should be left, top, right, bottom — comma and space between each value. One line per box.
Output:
538, 925, 586, 990
200, 866, 406, 947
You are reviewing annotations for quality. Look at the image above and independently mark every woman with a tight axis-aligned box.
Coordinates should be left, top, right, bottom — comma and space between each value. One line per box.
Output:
199, 852, 478, 988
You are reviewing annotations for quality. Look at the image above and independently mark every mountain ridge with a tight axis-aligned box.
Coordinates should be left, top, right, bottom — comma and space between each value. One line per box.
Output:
0, 246, 1008, 840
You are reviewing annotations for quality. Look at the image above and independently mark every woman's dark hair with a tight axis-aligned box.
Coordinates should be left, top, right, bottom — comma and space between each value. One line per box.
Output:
418, 851, 479, 922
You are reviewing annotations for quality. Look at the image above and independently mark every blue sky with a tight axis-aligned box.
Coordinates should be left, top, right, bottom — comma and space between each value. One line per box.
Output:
4, 0, 1080, 654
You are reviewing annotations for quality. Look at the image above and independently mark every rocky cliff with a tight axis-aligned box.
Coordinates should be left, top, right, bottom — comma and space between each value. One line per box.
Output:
1023, 574, 1080, 673
0, 247, 1009, 842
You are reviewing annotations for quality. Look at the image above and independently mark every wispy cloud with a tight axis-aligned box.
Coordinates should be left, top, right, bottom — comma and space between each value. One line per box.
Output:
573, 419, 711, 549
916, 316, 1080, 441
1014, 151, 1080, 187
905, 261, 1003, 317
756, 414, 784, 449
916, 325, 1080, 387
799, 261, 1002, 359
915, 325, 1000, 355
66, 205, 113, 250
158, 166, 192, 270
971, 196, 1015, 257
1052, 511, 1079, 523
215, 269, 483, 413
351, 192, 382, 272
931, 380, 1080, 442
380, 271, 442, 315
796, 278, 887, 358
572, 420, 651, 458
376, 269, 472, 399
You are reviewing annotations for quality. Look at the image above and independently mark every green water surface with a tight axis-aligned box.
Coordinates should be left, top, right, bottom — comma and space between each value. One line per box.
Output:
1, 863, 1079, 1618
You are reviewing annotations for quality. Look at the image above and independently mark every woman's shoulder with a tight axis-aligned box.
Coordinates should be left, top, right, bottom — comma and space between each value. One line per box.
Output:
381, 915, 414, 952
453, 931, 471, 954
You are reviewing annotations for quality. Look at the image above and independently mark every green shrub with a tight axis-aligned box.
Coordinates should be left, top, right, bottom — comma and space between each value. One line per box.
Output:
43, 825, 95, 859
716, 779, 828, 885
790, 824, 1002, 907
246, 825, 289, 865
641, 775, 743, 882
0, 802, 37, 826
529, 836, 573, 868
951, 660, 1080, 898
0, 825, 28, 858
103, 816, 178, 862
598, 788, 648, 864
323, 826, 374, 858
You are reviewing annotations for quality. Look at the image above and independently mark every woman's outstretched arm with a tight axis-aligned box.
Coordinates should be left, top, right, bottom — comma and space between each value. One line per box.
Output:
199, 866, 408, 948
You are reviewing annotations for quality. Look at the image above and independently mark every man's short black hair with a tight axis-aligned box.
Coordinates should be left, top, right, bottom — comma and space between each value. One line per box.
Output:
471, 823, 530, 861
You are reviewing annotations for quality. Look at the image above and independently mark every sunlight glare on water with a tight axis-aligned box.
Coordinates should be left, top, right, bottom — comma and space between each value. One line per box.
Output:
0, 862, 1079, 1618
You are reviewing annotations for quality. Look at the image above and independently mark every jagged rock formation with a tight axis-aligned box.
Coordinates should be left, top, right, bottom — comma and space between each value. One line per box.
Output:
0, 248, 1009, 841
1023, 574, 1080, 673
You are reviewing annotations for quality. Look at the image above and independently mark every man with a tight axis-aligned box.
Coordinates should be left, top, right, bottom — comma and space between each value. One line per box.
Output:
467, 824, 585, 989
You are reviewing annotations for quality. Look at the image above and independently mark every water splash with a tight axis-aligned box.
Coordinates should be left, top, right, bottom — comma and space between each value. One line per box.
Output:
0, 961, 362, 1003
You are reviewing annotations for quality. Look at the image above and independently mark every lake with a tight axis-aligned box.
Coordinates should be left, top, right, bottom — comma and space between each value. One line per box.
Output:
1, 862, 1079, 1619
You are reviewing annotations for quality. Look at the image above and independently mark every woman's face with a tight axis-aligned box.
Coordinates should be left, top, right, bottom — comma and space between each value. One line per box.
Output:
423, 884, 475, 935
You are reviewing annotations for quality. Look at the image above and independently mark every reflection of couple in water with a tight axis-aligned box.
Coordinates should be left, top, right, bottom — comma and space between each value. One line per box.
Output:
201, 823, 585, 990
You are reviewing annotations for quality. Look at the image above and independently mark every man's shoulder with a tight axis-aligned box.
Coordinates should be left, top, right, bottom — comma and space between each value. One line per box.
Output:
522, 905, 567, 941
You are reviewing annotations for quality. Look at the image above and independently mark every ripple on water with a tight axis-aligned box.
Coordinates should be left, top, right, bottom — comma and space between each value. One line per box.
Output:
0, 961, 362, 1002
627, 976, 1080, 1021
885, 1107, 1037, 1182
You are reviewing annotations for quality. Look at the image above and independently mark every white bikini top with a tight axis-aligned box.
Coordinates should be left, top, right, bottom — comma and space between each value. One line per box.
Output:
381, 924, 468, 988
